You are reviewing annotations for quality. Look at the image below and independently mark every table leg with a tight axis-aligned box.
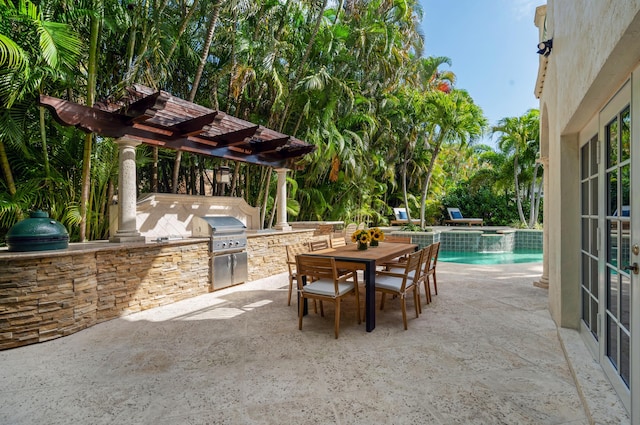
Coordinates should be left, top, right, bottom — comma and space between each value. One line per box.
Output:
364, 259, 376, 332
299, 275, 308, 316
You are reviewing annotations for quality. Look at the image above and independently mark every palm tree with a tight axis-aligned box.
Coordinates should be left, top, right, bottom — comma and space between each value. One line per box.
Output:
418, 89, 486, 228
491, 109, 541, 227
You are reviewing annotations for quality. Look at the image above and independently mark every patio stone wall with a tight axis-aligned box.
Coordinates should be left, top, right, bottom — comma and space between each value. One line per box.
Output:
247, 230, 316, 282
0, 241, 210, 350
0, 230, 321, 350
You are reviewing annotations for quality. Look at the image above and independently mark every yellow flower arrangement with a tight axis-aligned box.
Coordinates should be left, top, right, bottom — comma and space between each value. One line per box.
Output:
351, 229, 371, 244
368, 227, 385, 242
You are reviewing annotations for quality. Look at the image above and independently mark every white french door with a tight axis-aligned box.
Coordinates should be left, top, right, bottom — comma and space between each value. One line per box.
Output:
580, 77, 640, 417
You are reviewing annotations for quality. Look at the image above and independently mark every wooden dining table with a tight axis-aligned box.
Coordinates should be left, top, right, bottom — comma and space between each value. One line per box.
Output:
304, 242, 418, 332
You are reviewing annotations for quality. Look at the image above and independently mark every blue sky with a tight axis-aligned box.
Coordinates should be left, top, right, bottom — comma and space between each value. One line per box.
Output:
420, 0, 541, 146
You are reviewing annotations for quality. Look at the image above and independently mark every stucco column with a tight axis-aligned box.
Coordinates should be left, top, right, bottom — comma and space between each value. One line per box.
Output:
534, 156, 549, 289
273, 168, 291, 231
110, 137, 145, 243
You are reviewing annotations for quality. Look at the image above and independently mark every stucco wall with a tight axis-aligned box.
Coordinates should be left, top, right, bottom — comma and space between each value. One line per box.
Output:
538, 1, 640, 327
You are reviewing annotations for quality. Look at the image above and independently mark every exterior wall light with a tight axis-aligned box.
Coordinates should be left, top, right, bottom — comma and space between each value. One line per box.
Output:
537, 39, 553, 57
215, 166, 231, 184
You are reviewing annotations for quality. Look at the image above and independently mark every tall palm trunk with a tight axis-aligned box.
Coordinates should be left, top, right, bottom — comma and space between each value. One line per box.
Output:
172, 0, 222, 193
165, 0, 201, 63
419, 138, 442, 228
0, 140, 16, 195
278, 0, 328, 132
528, 162, 541, 228
400, 142, 412, 223
513, 156, 527, 225
79, 6, 101, 241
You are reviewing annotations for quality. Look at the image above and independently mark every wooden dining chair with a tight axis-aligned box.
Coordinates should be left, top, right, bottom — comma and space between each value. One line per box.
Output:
380, 235, 413, 270
330, 236, 347, 248
375, 249, 423, 330
295, 255, 361, 339
423, 241, 440, 298
309, 238, 330, 251
416, 244, 434, 309
343, 223, 358, 240
286, 242, 311, 306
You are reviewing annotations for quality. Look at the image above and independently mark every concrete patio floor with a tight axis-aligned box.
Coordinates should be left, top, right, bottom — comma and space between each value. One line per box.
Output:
0, 262, 631, 424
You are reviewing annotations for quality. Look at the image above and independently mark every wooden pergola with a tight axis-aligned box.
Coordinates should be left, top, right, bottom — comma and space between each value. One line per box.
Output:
39, 84, 315, 240
39, 84, 315, 169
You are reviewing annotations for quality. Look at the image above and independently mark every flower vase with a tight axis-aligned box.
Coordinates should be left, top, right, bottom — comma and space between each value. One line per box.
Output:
357, 241, 368, 250
370, 240, 379, 247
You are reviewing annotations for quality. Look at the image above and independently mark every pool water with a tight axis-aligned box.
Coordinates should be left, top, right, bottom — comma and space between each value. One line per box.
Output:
439, 250, 543, 265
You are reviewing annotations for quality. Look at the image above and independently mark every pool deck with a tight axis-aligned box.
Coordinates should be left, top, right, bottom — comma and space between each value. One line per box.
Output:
0, 262, 629, 424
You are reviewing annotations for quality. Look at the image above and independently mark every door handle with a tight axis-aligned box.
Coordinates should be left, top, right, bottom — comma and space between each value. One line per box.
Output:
623, 262, 639, 275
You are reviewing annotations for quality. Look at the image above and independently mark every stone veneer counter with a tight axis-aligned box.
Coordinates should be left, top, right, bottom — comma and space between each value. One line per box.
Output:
0, 229, 319, 350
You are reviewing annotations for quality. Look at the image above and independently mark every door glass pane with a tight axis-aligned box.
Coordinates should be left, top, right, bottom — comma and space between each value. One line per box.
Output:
581, 182, 589, 214
590, 218, 598, 254
581, 218, 589, 251
581, 144, 589, 178
591, 257, 599, 298
621, 330, 630, 385
608, 171, 617, 216
607, 219, 615, 264
591, 297, 599, 340
582, 286, 589, 323
621, 272, 630, 329
590, 136, 598, 172
621, 106, 630, 162
608, 268, 618, 317
607, 315, 618, 367
591, 177, 598, 214
607, 117, 618, 167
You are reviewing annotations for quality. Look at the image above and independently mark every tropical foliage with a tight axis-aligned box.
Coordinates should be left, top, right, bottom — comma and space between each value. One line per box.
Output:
0, 0, 540, 243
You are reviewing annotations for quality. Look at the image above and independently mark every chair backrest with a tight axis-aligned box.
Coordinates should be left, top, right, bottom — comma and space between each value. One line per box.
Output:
296, 255, 339, 292
393, 207, 408, 220
310, 238, 330, 251
357, 222, 366, 230
330, 237, 347, 248
384, 235, 412, 244
428, 241, 441, 272
419, 244, 434, 276
286, 242, 310, 272
400, 250, 424, 289
447, 207, 464, 220
344, 223, 358, 238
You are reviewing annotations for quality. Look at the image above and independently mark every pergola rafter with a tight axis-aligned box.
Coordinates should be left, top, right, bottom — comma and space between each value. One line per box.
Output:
39, 84, 315, 169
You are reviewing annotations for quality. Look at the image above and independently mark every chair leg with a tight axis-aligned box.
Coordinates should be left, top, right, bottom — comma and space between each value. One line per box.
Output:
401, 296, 408, 330
334, 300, 341, 339
413, 289, 420, 318
287, 276, 293, 306
433, 272, 438, 295
319, 300, 324, 317
354, 289, 361, 325
298, 296, 304, 330
380, 293, 386, 310
424, 277, 432, 304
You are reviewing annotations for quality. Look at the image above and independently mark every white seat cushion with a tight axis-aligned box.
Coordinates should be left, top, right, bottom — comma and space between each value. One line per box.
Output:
375, 274, 406, 292
303, 279, 354, 297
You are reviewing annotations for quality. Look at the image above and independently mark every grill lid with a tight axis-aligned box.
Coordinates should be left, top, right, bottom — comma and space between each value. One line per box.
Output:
192, 216, 247, 238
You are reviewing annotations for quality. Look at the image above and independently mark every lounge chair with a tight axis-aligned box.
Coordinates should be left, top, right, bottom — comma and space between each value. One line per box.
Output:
390, 207, 410, 226
444, 208, 483, 226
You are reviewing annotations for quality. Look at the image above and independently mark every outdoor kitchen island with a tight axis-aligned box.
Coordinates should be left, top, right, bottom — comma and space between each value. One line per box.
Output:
0, 227, 322, 350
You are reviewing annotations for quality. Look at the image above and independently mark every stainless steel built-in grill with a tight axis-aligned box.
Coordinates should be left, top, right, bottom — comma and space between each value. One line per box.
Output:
192, 216, 248, 290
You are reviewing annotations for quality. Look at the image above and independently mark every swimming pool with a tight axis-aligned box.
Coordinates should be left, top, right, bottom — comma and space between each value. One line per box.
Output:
439, 249, 543, 265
